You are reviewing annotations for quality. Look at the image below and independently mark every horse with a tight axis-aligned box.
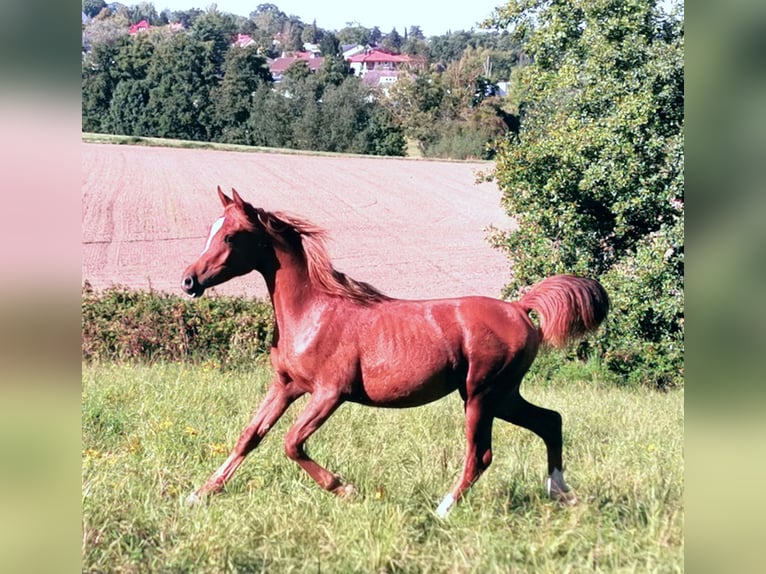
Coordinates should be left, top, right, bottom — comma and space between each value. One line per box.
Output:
181, 187, 609, 517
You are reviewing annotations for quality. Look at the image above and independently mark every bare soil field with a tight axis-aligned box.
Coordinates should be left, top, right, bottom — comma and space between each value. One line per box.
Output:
82, 143, 515, 300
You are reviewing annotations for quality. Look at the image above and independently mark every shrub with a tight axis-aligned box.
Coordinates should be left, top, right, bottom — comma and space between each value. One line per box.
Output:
81, 282, 274, 368
486, 0, 684, 388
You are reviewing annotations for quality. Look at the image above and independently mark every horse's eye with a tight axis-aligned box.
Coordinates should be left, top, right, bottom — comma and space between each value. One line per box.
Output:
224, 234, 234, 245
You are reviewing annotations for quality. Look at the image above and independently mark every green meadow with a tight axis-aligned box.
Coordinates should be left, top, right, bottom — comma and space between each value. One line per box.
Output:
82, 362, 683, 572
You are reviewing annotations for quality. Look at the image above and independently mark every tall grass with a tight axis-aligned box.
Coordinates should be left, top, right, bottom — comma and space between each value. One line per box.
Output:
82, 362, 683, 572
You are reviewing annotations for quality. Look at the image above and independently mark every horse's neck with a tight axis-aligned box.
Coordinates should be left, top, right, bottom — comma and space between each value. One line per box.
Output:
263, 248, 319, 332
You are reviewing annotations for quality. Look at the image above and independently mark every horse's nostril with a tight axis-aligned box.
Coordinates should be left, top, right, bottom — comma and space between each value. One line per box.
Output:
183, 275, 195, 290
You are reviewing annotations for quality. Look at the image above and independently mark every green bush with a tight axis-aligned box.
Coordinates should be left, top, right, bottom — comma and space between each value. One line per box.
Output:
423, 121, 496, 160
81, 283, 274, 368
487, 0, 684, 388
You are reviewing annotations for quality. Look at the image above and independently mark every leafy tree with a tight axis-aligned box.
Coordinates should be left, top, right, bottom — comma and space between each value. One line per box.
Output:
362, 106, 406, 156
107, 79, 151, 135
249, 3, 288, 35
82, 38, 127, 132
190, 7, 238, 74
290, 93, 323, 151
385, 72, 449, 151
170, 8, 203, 28
402, 26, 429, 57
485, 0, 684, 387
103, 34, 156, 135
282, 60, 312, 84
127, 2, 159, 25
337, 25, 371, 47
249, 82, 297, 148
213, 45, 273, 144
429, 31, 477, 65
381, 28, 403, 53
319, 31, 341, 57
283, 17, 306, 52
311, 79, 367, 152
82, 7, 129, 51
301, 19, 322, 44
317, 35, 352, 88
141, 32, 218, 141
82, 0, 106, 19
369, 26, 382, 45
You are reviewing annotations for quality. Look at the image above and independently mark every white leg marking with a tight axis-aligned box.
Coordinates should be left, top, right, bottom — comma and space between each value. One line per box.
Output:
547, 468, 570, 497
185, 492, 202, 507
547, 468, 577, 505
201, 217, 226, 255
436, 493, 455, 518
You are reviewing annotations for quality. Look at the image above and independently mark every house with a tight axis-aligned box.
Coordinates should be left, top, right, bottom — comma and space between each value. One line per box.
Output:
347, 48, 424, 79
302, 43, 322, 57
128, 20, 150, 35
359, 69, 404, 95
233, 33, 255, 48
342, 44, 366, 60
269, 52, 325, 82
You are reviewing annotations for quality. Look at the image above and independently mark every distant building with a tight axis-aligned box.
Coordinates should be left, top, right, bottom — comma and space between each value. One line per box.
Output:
269, 52, 324, 82
347, 49, 425, 82
359, 69, 404, 95
128, 20, 150, 35
342, 44, 366, 59
302, 43, 322, 57
233, 33, 255, 48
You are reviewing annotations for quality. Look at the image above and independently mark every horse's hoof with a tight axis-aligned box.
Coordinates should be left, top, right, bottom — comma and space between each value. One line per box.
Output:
185, 492, 203, 507
546, 470, 577, 506
333, 483, 357, 499
550, 488, 578, 506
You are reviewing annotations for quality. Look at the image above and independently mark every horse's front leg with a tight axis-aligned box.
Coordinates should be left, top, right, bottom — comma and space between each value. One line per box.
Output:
187, 376, 305, 505
283, 388, 354, 496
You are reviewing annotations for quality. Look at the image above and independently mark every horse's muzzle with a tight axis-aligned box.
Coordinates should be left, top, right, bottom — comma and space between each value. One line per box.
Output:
182, 274, 205, 298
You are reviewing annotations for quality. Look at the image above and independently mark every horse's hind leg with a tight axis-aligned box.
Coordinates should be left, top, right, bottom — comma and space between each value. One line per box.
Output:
436, 396, 494, 518
187, 376, 304, 505
494, 388, 576, 505
283, 389, 353, 496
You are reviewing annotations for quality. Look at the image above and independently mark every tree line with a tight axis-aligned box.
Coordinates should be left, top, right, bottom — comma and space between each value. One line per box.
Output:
82, 2, 525, 158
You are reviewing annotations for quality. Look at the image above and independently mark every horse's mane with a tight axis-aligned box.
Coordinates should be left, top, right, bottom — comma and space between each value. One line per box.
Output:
262, 210, 391, 306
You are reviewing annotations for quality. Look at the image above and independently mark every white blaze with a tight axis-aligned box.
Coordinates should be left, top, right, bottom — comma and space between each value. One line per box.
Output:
201, 217, 225, 255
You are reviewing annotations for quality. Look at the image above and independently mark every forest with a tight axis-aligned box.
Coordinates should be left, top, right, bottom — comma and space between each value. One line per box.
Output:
82, 1, 524, 158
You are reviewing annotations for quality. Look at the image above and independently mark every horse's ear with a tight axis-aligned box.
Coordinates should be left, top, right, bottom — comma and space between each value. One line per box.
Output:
231, 188, 246, 209
230, 188, 264, 225
217, 186, 233, 207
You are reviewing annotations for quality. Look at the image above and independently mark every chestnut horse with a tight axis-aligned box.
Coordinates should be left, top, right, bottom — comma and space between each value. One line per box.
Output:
182, 187, 609, 516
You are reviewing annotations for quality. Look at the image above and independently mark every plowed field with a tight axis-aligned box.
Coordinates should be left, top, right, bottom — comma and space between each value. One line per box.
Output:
82, 143, 515, 300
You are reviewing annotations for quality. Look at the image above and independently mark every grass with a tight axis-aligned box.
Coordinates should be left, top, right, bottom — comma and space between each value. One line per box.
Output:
81, 133, 489, 164
82, 362, 683, 572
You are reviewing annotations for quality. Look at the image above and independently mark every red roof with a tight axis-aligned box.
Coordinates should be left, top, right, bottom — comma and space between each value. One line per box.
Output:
269, 54, 324, 74
128, 20, 150, 35
233, 34, 255, 48
348, 49, 413, 64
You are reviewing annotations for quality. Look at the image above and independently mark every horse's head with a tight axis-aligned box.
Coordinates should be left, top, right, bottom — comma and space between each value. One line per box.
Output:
181, 187, 274, 298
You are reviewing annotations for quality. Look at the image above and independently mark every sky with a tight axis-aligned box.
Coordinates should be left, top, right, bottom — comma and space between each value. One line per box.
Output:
150, 0, 506, 38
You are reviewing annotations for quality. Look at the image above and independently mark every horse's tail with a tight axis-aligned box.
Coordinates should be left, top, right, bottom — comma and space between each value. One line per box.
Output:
518, 275, 609, 348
